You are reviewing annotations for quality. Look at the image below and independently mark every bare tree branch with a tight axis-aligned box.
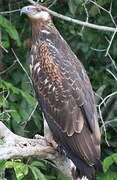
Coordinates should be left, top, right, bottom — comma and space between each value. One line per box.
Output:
0, 121, 88, 180
0, 9, 20, 14
0, 121, 56, 160
47, 9, 116, 32
106, 68, 117, 81
25, 0, 116, 32
105, 28, 117, 56
0, 0, 116, 33
97, 91, 117, 146
0, 43, 8, 53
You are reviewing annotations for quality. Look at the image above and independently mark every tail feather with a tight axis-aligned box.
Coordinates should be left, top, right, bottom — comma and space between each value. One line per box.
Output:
67, 150, 97, 179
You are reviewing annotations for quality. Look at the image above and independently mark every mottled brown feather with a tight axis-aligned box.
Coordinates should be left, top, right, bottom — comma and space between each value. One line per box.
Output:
25, 5, 101, 174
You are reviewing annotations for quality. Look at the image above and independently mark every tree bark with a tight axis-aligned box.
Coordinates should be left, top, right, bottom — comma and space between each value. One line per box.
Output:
0, 121, 88, 180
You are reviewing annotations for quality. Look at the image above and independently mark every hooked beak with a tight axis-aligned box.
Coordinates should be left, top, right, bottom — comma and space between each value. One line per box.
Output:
20, 5, 37, 16
20, 6, 29, 16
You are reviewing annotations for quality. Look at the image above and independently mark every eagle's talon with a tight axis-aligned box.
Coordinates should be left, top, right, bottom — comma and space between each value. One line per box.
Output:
57, 145, 66, 156
34, 135, 57, 149
45, 138, 58, 150
34, 134, 45, 140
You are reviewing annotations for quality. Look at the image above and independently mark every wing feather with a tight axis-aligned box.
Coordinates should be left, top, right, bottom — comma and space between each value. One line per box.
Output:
31, 31, 100, 166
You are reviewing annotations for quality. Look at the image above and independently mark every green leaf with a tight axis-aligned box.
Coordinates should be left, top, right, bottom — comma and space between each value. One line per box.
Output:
31, 161, 46, 169
33, 114, 42, 130
68, 0, 77, 16
89, 0, 111, 16
103, 153, 117, 172
0, 80, 37, 106
57, 171, 69, 180
102, 171, 117, 180
1, 34, 10, 48
0, 80, 37, 123
30, 166, 47, 180
5, 161, 14, 169
0, 15, 21, 46
112, 153, 117, 163
20, 90, 36, 106
9, 104, 21, 123
14, 163, 29, 180
5, 160, 29, 180
45, 176, 56, 180
0, 161, 6, 173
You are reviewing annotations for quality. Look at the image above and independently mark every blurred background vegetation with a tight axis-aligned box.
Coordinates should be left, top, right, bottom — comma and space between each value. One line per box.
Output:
0, 0, 117, 179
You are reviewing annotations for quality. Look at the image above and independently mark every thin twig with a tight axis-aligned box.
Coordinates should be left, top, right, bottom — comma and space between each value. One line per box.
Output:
28, 0, 37, 5
98, 105, 110, 146
88, 0, 109, 13
95, 92, 104, 103
0, 60, 17, 75
101, 118, 117, 129
107, 53, 117, 70
109, 1, 116, 27
91, 47, 106, 52
97, 91, 117, 146
0, 43, 8, 53
48, 0, 57, 8
11, 48, 33, 86
105, 28, 117, 56
99, 91, 117, 107
0, 89, 11, 122
106, 68, 117, 81
85, 0, 117, 55
0, 9, 20, 14
80, 2, 89, 35
27, 102, 38, 122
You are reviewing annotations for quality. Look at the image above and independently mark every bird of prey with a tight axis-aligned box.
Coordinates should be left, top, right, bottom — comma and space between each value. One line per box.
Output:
21, 4, 101, 179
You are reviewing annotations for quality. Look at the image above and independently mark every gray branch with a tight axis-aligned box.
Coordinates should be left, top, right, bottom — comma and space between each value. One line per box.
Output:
47, 9, 116, 32
0, 121, 56, 160
27, 0, 116, 32
0, 121, 88, 180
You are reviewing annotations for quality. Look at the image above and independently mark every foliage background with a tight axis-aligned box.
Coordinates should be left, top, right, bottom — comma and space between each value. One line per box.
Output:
0, 0, 117, 179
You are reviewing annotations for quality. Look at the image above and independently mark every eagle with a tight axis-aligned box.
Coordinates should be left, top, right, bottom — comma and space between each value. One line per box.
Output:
21, 4, 101, 179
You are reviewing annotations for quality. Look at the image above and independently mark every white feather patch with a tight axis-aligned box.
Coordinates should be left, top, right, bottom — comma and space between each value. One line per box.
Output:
48, 84, 52, 89
31, 45, 37, 53
30, 55, 34, 65
41, 30, 50, 34
37, 67, 41, 73
30, 64, 33, 74
48, 43, 57, 50
52, 86, 55, 91
69, 160, 75, 169
46, 39, 52, 43
34, 62, 40, 71
44, 78, 48, 84
31, 11, 49, 20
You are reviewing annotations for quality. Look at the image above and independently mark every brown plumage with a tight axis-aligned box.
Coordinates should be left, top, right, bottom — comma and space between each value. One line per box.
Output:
21, 5, 101, 179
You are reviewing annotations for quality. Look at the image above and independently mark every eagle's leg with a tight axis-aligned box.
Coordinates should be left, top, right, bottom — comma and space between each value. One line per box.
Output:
43, 115, 58, 150
34, 114, 58, 149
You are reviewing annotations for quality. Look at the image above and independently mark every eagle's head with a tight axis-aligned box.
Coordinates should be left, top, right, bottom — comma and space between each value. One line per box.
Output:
20, 5, 50, 21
